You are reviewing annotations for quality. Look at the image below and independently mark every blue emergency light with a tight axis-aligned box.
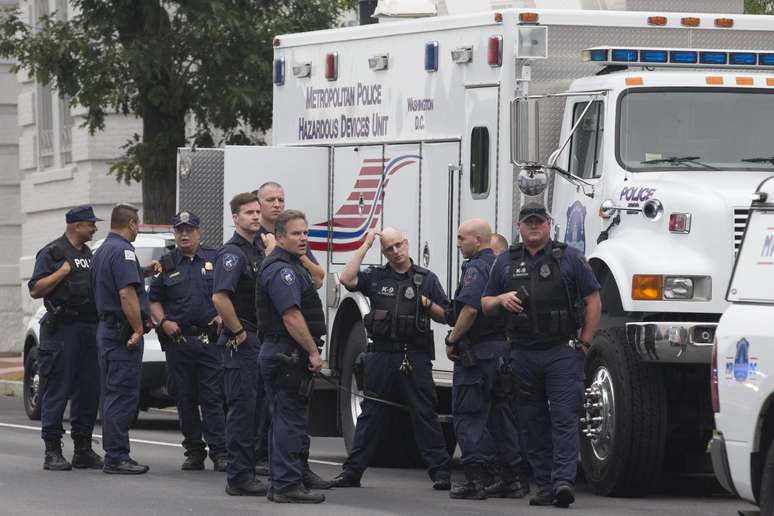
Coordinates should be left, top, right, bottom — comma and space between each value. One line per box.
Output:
582, 46, 774, 70
425, 41, 439, 72
273, 57, 285, 85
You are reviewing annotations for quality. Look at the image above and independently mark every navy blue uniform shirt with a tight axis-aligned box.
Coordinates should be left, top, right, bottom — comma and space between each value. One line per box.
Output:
28, 234, 92, 292
257, 226, 319, 265
90, 232, 150, 315
148, 246, 217, 326
350, 262, 450, 308
260, 249, 314, 317
483, 240, 600, 300
454, 248, 496, 311
213, 233, 259, 295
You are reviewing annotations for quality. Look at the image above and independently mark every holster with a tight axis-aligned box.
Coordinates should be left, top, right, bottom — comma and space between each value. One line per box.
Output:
455, 338, 477, 368
353, 352, 366, 389
493, 356, 514, 399
274, 351, 314, 400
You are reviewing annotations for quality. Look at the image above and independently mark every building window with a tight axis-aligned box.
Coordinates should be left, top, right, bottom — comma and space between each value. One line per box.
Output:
470, 126, 489, 197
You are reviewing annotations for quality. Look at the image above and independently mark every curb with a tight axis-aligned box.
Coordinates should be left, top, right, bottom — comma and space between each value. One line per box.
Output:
0, 380, 23, 398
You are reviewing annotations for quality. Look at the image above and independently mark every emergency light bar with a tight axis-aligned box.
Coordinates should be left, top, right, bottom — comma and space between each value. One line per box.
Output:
583, 46, 774, 70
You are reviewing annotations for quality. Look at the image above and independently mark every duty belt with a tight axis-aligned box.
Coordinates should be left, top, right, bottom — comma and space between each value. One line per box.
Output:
367, 340, 426, 353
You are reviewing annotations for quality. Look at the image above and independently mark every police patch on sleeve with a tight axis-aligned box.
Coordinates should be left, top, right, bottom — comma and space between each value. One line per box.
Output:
280, 267, 296, 286
223, 254, 238, 271
462, 268, 478, 286
124, 250, 136, 261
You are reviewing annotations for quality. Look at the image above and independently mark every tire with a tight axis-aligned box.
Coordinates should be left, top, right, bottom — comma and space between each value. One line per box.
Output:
760, 439, 774, 516
579, 328, 667, 497
23, 346, 42, 421
338, 321, 422, 467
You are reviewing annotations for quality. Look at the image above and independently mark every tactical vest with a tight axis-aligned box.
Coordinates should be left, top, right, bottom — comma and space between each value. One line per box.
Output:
451, 252, 505, 342
226, 233, 264, 331
256, 249, 326, 340
505, 242, 583, 345
363, 264, 433, 349
44, 236, 96, 318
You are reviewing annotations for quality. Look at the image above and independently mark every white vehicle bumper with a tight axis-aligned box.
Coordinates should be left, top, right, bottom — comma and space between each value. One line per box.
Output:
626, 321, 716, 363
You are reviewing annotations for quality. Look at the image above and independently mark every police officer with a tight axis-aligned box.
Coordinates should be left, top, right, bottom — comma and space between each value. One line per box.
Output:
482, 203, 602, 508
212, 192, 270, 496
149, 211, 227, 472
28, 205, 103, 471
446, 219, 527, 500
255, 181, 329, 490
329, 228, 452, 490
257, 209, 326, 504
91, 203, 159, 474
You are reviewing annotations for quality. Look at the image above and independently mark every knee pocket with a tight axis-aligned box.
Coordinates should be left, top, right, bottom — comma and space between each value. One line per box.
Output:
38, 347, 63, 377
106, 360, 140, 394
453, 378, 485, 415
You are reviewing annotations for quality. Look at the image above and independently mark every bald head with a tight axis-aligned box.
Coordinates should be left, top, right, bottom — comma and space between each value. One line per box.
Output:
491, 233, 508, 256
457, 218, 493, 259
379, 227, 410, 270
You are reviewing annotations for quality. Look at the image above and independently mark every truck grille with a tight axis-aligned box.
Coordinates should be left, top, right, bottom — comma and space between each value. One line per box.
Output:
734, 208, 749, 253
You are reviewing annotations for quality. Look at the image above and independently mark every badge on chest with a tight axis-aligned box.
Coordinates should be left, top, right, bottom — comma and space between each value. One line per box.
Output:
539, 263, 552, 279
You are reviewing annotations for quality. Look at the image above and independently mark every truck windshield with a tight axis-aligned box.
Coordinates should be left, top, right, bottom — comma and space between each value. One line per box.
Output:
617, 88, 774, 172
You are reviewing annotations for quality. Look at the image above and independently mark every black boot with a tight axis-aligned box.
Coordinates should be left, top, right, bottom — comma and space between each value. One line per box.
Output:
72, 438, 103, 470
329, 470, 361, 488
44, 440, 72, 471
272, 486, 325, 504
211, 454, 228, 472
485, 465, 530, 498
181, 450, 207, 471
302, 457, 332, 489
254, 456, 270, 476
449, 464, 487, 500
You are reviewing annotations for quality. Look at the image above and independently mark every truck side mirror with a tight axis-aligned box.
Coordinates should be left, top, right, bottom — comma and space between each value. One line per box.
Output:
516, 165, 548, 196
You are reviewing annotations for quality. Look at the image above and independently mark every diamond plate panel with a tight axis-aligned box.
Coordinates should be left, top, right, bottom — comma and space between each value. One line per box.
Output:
177, 148, 224, 248
627, 0, 743, 13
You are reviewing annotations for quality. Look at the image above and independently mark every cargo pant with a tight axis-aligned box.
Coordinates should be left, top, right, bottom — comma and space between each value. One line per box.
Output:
165, 335, 226, 459
96, 319, 144, 465
510, 343, 585, 492
39, 318, 100, 444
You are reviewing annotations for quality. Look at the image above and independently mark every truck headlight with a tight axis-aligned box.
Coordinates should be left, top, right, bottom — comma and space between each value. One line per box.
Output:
663, 277, 694, 299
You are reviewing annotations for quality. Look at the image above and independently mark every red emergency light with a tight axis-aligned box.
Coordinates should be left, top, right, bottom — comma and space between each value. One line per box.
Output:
326, 52, 338, 81
488, 35, 503, 67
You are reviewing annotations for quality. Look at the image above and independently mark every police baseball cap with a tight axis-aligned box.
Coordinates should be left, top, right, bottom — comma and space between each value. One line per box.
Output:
65, 205, 102, 223
518, 202, 550, 223
172, 210, 200, 228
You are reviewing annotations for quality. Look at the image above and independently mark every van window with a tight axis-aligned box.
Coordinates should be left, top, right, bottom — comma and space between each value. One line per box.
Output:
470, 126, 489, 197
568, 100, 604, 179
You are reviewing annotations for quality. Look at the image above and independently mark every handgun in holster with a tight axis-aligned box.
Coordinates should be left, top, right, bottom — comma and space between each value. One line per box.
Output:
493, 356, 514, 399
455, 337, 477, 368
43, 301, 63, 332
352, 352, 366, 389
274, 351, 314, 400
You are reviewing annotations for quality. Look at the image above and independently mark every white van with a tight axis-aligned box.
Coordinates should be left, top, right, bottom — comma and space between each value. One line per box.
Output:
711, 175, 774, 514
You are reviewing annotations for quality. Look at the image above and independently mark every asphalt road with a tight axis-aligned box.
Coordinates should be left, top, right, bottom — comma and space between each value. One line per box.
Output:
0, 395, 757, 516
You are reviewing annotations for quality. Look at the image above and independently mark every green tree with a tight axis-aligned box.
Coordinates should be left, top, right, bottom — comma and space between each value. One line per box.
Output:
746, 0, 774, 13
0, 0, 355, 222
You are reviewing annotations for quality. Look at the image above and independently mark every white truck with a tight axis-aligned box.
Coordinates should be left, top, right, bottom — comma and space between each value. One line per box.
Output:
711, 176, 774, 514
176, 3, 774, 496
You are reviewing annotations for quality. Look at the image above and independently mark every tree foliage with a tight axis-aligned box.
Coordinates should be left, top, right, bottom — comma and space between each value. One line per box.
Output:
0, 0, 355, 221
746, 0, 774, 14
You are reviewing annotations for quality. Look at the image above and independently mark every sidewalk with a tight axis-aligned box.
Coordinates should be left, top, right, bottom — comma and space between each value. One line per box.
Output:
0, 354, 23, 397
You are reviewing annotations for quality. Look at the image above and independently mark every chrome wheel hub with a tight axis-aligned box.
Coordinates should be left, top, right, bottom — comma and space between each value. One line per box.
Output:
581, 366, 615, 461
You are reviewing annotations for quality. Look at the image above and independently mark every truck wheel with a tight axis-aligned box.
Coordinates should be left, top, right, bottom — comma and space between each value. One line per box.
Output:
338, 321, 422, 467
760, 439, 774, 515
580, 328, 667, 496
23, 346, 42, 421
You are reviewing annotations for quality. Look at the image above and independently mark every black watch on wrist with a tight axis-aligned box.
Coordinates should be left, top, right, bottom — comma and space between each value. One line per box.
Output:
232, 327, 246, 337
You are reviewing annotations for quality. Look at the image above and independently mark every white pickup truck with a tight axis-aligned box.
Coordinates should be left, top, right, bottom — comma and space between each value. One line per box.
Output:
711, 175, 774, 515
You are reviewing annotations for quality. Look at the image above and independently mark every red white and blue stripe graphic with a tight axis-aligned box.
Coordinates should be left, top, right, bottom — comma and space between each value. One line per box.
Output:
308, 154, 419, 251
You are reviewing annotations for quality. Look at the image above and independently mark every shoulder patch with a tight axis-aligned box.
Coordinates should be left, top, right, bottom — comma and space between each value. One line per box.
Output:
280, 267, 296, 286
124, 250, 136, 261
462, 268, 478, 286
223, 253, 238, 271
